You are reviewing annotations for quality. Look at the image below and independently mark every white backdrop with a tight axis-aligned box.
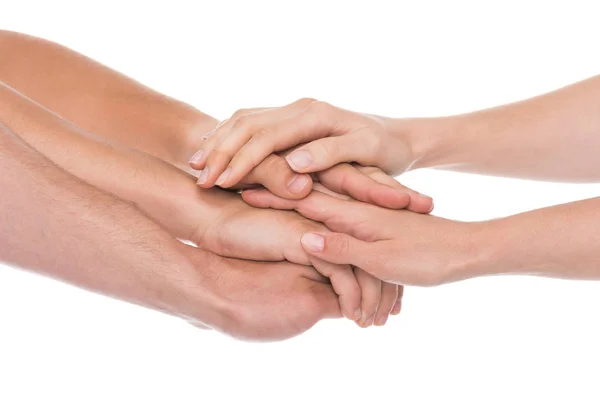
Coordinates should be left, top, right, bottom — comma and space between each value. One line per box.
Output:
2, 1, 600, 399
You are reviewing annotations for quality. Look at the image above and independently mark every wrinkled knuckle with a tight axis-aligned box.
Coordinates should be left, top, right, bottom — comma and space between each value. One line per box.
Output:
312, 139, 339, 161
329, 234, 350, 256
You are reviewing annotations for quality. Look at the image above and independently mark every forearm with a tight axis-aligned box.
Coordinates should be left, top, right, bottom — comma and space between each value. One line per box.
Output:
0, 30, 217, 166
0, 82, 228, 241
0, 122, 222, 323
465, 197, 600, 280
404, 75, 600, 182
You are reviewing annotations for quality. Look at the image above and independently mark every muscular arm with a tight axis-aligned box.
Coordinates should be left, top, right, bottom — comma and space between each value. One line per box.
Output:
0, 30, 216, 167
0, 121, 222, 324
408, 74, 600, 182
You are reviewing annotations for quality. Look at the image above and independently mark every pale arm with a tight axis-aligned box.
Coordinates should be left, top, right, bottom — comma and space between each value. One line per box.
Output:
407, 74, 600, 182
244, 188, 600, 285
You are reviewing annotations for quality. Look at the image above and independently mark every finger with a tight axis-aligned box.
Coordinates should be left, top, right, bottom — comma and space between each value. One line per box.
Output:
300, 231, 380, 273
354, 268, 381, 328
309, 257, 361, 321
374, 282, 397, 326
316, 164, 411, 209
242, 189, 384, 240
189, 108, 269, 171
206, 98, 319, 187
286, 132, 378, 174
391, 285, 404, 315
221, 101, 349, 186
360, 167, 434, 214
189, 118, 231, 171
242, 154, 313, 199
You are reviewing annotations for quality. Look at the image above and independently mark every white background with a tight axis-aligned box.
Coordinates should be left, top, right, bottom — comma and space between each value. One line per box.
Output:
2, 1, 600, 399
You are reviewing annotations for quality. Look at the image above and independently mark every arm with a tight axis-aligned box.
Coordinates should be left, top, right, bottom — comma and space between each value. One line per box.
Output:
0, 120, 222, 325
0, 30, 320, 199
0, 123, 341, 341
0, 29, 215, 167
408, 74, 600, 181
193, 75, 600, 186
0, 82, 397, 323
244, 188, 600, 286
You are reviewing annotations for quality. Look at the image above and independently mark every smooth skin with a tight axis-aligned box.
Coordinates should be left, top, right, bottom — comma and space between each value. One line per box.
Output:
197, 75, 600, 285
0, 31, 413, 326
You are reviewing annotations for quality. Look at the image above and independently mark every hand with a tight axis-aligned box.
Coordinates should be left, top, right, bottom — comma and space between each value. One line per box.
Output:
192, 189, 402, 325
178, 245, 342, 341
243, 188, 480, 287
188, 101, 432, 212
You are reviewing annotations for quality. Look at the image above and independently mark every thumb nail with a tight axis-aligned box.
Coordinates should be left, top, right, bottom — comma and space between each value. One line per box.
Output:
301, 233, 325, 252
286, 150, 313, 171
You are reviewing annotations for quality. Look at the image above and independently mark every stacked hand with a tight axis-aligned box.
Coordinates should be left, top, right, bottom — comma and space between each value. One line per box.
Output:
186, 100, 441, 327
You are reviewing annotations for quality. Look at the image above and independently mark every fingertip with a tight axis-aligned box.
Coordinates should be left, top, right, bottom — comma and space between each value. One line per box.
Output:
408, 193, 435, 214
188, 149, 206, 170
285, 174, 313, 199
285, 150, 315, 173
301, 232, 325, 252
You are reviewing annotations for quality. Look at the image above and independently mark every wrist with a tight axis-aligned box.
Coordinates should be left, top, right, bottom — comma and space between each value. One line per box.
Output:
443, 220, 505, 283
450, 219, 531, 282
158, 243, 231, 328
387, 115, 473, 172
169, 105, 218, 166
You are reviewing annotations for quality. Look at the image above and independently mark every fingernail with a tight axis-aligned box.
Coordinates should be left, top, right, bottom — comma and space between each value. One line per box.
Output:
286, 150, 313, 171
301, 233, 324, 252
365, 315, 375, 327
418, 192, 433, 201
287, 174, 310, 194
189, 149, 204, 165
391, 303, 401, 315
215, 168, 231, 186
202, 129, 215, 140
197, 167, 210, 185
376, 314, 389, 326
354, 308, 362, 320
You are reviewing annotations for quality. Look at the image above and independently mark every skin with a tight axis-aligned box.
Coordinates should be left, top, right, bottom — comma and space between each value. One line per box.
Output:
245, 188, 600, 286
198, 75, 600, 284
0, 122, 341, 342
0, 31, 408, 325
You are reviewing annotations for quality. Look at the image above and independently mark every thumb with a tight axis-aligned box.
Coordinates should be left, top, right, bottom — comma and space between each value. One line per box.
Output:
300, 231, 375, 268
285, 135, 367, 173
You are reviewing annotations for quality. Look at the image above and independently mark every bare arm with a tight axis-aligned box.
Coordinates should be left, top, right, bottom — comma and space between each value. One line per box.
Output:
195, 75, 600, 186
0, 30, 215, 167
0, 121, 221, 323
244, 188, 600, 285
408, 74, 600, 181
0, 122, 341, 341
0, 82, 318, 263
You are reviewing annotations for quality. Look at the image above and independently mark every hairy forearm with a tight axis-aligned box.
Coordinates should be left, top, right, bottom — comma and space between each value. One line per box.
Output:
0, 122, 221, 322
0, 30, 217, 166
0, 82, 231, 242
405, 75, 600, 182
464, 197, 600, 280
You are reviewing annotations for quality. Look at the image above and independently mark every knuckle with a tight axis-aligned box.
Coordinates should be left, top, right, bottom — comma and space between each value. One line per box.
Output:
232, 114, 254, 132
328, 234, 350, 256
232, 108, 251, 119
295, 97, 318, 107
306, 100, 331, 115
